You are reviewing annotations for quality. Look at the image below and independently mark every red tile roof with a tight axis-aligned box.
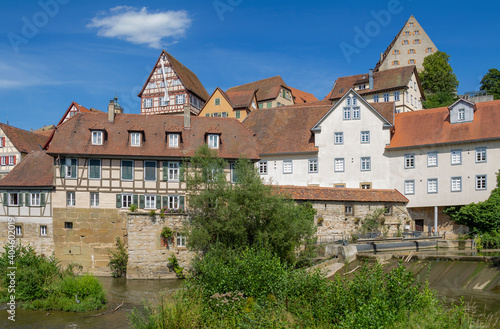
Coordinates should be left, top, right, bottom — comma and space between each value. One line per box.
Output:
289, 86, 318, 104
0, 123, 49, 154
57, 101, 92, 126
227, 76, 289, 102
225, 90, 256, 109
325, 66, 417, 101
243, 101, 332, 155
387, 99, 500, 149
46, 112, 260, 160
0, 150, 53, 187
275, 185, 408, 203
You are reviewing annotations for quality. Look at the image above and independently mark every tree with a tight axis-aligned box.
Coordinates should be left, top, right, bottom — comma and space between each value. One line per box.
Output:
184, 145, 317, 265
480, 68, 500, 100
420, 51, 459, 108
444, 171, 500, 233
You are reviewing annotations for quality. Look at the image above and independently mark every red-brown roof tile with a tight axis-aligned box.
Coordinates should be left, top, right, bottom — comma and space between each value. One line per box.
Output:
225, 90, 256, 109
0, 150, 53, 187
0, 123, 48, 154
275, 185, 408, 203
387, 100, 500, 149
288, 86, 319, 104
227, 76, 289, 102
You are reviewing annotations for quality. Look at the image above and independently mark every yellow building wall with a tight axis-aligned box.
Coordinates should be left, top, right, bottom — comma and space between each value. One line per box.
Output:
199, 89, 253, 122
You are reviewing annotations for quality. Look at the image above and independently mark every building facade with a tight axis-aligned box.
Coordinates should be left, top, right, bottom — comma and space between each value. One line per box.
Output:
226, 76, 294, 109
199, 87, 257, 121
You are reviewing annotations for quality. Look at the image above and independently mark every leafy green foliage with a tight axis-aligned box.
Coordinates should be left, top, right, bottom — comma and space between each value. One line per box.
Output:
480, 68, 500, 99
420, 51, 459, 108
476, 230, 500, 250
185, 144, 317, 265
167, 254, 185, 279
360, 208, 386, 234
108, 237, 128, 278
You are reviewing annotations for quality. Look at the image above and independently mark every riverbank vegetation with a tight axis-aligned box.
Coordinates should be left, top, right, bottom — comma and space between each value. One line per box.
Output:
0, 244, 106, 311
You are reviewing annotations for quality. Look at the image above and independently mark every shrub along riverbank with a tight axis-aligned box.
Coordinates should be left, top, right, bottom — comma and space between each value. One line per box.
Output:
0, 244, 106, 312
129, 247, 493, 328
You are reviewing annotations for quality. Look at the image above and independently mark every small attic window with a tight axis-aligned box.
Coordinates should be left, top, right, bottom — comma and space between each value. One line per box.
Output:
208, 134, 219, 149
91, 131, 103, 145
131, 132, 141, 146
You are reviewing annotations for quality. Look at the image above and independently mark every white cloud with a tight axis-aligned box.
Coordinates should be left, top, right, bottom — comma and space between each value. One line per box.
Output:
87, 6, 191, 49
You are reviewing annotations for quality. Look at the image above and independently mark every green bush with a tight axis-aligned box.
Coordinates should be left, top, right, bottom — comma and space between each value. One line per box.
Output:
167, 254, 185, 279
108, 237, 128, 278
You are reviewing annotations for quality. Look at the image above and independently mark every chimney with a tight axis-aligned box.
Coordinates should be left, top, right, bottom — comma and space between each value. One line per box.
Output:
183, 105, 191, 129
108, 100, 115, 122
369, 69, 374, 90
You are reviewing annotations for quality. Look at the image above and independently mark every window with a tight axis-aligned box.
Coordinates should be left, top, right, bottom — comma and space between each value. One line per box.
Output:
427, 178, 438, 193
411, 95, 414, 106
334, 184, 345, 188
63, 158, 77, 179
215, 98, 220, 105
176, 94, 185, 104
334, 158, 344, 172
360, 183, 372, 189
89, 159, 101, 179
64, 222, 73, 229
1, 156, 5, 165
403, 40, 409, 45
404, 31, 410, 36
144, 98, 153, 108
258, 161, 267, 175
361, 157, 371, 171
9, 155, 15, 165
208, 134, 219, 149
352, 107, 360, 119
9, 193, 19, 206
427, 153, 437, 167
409, 22, 414, 27
384, 205, 392, 215
414, 39, 420, 44
426, 47, 433, 53
404, 154, 415, 169
168, 195, 180, 209
66, 191, 75, 207
172, 79, 181, 86
176, 233, 186, 247
131, 132, 141, 146
169, 133, 179, 147
404, 180, 415, 195
121, 160, 133, 180
394, 91, 400, 101
159, 96, 169, 106
230, 162, 239, 183
144, 161, 157, 181
383, 93, 390, 102
409, 59, 415, 64
40, 225, 47, 236
476, 148, 486, 163
451, 177, 462, 192
352, 97, 357, 106
373, 95, 379, 102
414, 81, 417, 90
343, 107, 351, 120
122, 194, 132, 208
358, 84, 366, 90
458, 109, 465, 121
267, 102, 272, 108
392, 60, 400, 66
346, 97, 351, 106
393, 50, 400, 55
283, 160, 292, 174
408, 49, 415, 54
361, 131, 370, 143
15, 225, 22, 236
145, 195, 156, 209
147, 82, 156, 89
308, 159, 318, 173
168, 161, 180, 181
476, 175, 487, 190
334, 132, 343, 144
258, 103, 263, 109
92, 131, 103, 145
451, 150, 462, 165
414, 30, 420, 35
345, 205, 353, 215
235, 110, 241, 119
31, 192, 40, 206
90, 192, 99, 207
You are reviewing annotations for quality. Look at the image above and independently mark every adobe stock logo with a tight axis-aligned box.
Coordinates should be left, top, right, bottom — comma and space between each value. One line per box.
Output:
213, 0, 243, 21
339, 0, 404, 63
7, 0, 71, 54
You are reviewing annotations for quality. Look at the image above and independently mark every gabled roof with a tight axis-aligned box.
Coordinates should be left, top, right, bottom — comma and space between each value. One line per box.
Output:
138, 50, 210, 101
0, 150, 53, 187
373, 16, 410, 72
242, 101, 332, 155
46, 112, 259, 160
227, 76, 290, 102
225, 90, 256, 109
57, 101, 96, 126
288, 86, 318, 104
275, 185, 408, 203
0, 123, 48, 153
387, 99, 500, 149
325, 66, 418, 101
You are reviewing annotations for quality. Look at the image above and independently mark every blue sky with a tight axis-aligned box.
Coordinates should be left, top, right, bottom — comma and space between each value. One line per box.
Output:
1, 0, 499, 131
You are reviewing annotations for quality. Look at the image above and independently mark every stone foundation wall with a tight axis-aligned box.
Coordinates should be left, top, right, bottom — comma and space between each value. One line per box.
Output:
408, 206, 468, 239
52, 207, 127, 276
127, 213, 195, 279
0, 217, 54, 257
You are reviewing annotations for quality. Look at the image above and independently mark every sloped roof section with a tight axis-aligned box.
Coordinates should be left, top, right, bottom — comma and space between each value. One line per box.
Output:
373, 16, 409, 72
227, 76, 289, 102
289, 86, 319, 104
326, 66, 416, 101
0, 150, 53, 187
275, 185, 408, 203
0, 123, 48, 153
226, 90, 256, 109
46, 112, 259, 160
387, 100, 500, 149
243, 101, 332, 155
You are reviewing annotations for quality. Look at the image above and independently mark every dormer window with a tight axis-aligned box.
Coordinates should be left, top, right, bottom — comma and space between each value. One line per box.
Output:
208, 134, 219, 149
131, 132, 141, 146
449, 99, 475, 124
92, 131, 103, 145
458, 109, 465, 121
169, 133, 179, 147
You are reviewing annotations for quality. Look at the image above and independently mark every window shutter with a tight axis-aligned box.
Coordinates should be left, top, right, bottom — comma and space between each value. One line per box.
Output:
162, 196, 167, 208
133, 194, 138, 206
3, 193, 7, 206
116, 194, 121, 208
25, 193, 30, 206
139, 195, 145, 209
18, 193, 23, 206
179, 163, 185, 182
156, 195, 161, 209
41, 193, 46, 207
71, 159, 77, 178
13, 156, 16, 164
162, 162, 168, 181
1, 137, 4, 147
60, 158, 66, 178
179, 195, 185, 210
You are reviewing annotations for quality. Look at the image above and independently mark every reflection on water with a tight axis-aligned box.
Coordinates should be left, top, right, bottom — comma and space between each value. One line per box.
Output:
0, 277, 182, 329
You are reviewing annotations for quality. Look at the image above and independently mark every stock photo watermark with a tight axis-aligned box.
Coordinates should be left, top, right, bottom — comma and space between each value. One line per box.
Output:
6, 217, 17, 321
7, 0, 71, 54
213, 0, 244, 21
339, 0, 404, 63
